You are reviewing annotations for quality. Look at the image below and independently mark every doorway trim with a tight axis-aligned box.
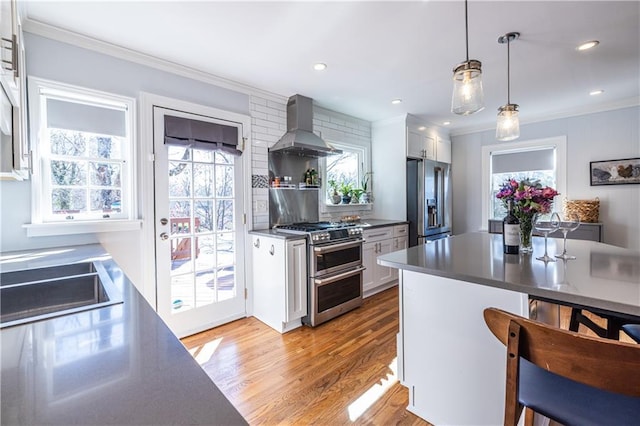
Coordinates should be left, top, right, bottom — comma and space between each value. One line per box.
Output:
139, 92, 252, 311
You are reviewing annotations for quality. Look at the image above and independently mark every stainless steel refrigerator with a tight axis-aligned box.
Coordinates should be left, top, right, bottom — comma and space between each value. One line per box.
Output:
406, 158, 452, 246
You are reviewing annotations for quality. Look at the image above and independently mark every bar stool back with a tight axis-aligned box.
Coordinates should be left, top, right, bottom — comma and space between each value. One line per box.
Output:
484, 307, 640, 426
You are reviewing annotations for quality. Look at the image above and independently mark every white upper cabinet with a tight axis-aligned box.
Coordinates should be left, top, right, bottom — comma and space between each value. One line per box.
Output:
407, 130, 436, 160
436, 137, 452, 164
0, 0, 29, 180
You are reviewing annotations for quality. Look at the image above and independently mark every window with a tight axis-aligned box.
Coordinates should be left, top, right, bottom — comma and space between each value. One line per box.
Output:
481, 136, 567, 228
29, 78, 136, 226
490, 147, 556, 219
322, 142, 367, 204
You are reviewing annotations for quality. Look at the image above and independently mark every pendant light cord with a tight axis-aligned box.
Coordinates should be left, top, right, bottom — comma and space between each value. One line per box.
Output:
464, 0, 469, 61
507, 37, 511, 104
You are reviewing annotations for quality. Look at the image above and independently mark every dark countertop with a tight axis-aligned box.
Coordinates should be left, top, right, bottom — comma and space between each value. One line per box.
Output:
0, 245, 247, 426
360, 219, 408, 229
377, 232, 640, 318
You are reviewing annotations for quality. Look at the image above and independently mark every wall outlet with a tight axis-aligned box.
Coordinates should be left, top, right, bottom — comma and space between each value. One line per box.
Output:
256, 200, 267, 212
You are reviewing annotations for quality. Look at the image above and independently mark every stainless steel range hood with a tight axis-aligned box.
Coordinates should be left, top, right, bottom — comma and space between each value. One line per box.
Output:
269, 94, 342, 157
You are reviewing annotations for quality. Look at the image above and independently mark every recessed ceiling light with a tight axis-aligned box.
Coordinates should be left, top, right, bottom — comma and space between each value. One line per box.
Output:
443, 121, 451, 126
589, 89, 604, 96
391, 99, 402, 105
418, 126, 426, 131
313, 63, 327, 71
577, 40, 599, 51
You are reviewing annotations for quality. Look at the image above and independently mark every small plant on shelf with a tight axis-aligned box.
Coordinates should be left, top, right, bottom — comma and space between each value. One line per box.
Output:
351, 188, 364, 204
360, 172, 373, 203
328, 180, 341, 204
339, 182, 353, 204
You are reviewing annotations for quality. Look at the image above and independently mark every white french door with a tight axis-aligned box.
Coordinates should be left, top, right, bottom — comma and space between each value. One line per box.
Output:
153, 106, 246, 338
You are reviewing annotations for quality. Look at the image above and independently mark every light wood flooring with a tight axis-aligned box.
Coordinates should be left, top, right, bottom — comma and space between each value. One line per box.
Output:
182, 287, 428, 425
182, 287, 632, 425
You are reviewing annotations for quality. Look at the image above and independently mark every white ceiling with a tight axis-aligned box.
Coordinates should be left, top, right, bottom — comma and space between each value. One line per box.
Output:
23, 1, 640, 134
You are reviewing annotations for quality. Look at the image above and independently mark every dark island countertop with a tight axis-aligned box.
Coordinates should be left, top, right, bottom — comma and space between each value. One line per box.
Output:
0, 245, 247, 426
377, 232, 640, 318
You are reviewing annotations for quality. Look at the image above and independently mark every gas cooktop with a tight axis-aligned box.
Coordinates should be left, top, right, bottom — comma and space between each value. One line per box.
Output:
276, 221, 357, 232
275, 221, 363, 243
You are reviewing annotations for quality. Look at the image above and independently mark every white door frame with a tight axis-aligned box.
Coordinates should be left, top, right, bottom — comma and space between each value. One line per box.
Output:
138, 92, 252, 313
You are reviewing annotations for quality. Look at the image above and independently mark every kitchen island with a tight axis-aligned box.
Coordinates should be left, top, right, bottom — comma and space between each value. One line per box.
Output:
0, 245, 247, 426
377, 232, 640, 425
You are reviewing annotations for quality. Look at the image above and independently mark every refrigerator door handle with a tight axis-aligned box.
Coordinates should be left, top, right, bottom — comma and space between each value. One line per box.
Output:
418, 160, 424, 243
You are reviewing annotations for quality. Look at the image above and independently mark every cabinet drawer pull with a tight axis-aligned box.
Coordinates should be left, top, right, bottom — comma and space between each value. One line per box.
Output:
253, 238, 260, 248
368, 232, 387, 238
269, 245, 275, 256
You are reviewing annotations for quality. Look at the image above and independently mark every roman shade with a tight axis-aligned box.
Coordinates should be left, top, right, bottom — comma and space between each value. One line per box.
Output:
164, 115, 241, 156
47, 98, 127, 137
492, 147, 555, 174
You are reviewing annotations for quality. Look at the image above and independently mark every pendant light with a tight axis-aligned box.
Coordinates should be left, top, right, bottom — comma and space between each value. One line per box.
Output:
496, 32, 520, 141
451, 0, 484, 115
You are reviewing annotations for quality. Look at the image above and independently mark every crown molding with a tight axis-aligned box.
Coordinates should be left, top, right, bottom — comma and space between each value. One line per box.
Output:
22, 18, 288, 104
450, 96, 640, 137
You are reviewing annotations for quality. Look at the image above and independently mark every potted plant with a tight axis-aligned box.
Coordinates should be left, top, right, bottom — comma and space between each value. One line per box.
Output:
339, 182, 353, 204
328, 180, 341, 204
351, 188, 364, 204
360, 172, 372, 203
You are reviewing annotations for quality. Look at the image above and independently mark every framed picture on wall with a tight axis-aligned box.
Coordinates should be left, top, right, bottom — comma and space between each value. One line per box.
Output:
590, 158, 640, 186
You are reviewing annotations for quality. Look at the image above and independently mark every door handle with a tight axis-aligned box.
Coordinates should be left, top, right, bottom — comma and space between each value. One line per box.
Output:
269, 245, 275, 256
253, 238, 260, 248
160, 232, 169, 241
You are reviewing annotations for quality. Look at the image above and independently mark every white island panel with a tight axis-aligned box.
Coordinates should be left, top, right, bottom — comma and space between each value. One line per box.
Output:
402, 270, 528, 425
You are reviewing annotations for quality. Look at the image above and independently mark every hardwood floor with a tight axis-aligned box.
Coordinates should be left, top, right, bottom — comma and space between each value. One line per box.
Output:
182, 288, 633, 425
181, 287, 430, 425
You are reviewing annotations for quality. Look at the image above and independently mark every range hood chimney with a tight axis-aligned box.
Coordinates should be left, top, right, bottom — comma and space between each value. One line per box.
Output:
269, 95, 342, 157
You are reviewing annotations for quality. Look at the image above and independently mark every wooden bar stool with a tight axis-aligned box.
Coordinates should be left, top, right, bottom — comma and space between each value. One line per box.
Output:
568, 307, 640, 340
484, 307, 640, 426
622, 324, 640, 343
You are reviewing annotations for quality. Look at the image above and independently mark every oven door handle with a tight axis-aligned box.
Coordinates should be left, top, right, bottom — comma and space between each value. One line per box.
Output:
313, 240, 363, 253
315, 267, 365, 286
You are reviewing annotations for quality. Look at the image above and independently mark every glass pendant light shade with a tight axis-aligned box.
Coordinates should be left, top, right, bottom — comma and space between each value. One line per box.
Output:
452, 60, 485, 115
496, 104, 520, 141
496, 32, 520, 141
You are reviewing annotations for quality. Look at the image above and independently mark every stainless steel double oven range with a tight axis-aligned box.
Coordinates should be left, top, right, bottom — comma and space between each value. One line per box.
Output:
276, 222, 364, 327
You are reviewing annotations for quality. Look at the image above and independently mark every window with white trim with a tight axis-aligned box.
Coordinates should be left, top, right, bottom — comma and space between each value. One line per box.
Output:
481, 136, 567, 228
29, 78, 135, 224
322, 142, 367, 204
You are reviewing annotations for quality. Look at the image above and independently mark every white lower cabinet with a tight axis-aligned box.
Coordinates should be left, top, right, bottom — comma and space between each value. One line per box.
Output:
362, 224, 408, 297
251, 235, 307, 333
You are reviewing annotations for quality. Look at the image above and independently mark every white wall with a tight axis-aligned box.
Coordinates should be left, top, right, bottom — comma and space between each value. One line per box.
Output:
451, 106, 640, 250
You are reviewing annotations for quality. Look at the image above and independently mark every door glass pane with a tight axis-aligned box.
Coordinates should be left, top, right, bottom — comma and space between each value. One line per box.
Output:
195, 269, 216, 307
171, 237, 193, 274
216, 200, 234, 231
193, 163, 214, 197
217, 266, 235, 302
193, 149, 213, 163
171, 275, 193, 313
195, 235, 215, 272
168, 146, 190, 161
169, 162, 191, 197
194, 201, 214, 233
216, 165, 234, 197
169, 201, 191, 234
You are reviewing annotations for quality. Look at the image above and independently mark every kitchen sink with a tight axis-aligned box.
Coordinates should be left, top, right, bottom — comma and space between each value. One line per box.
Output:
0, 261, 123, 328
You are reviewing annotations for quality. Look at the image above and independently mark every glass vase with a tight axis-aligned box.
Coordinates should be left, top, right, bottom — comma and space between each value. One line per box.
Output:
519, 216, 534, 254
